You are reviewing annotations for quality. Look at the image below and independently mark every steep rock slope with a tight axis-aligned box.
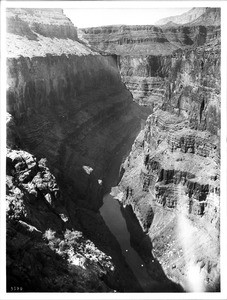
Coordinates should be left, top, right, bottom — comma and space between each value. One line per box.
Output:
79, 8, 220, 107
155, 7, 206, 25
118, 55, 168, 106
7, 8, 78, 40
156, 7, 220, 27
80, 25, 178, 56
114, 41, 220, 292
186, 8, 221, 26
80, 22, 219, 56
7, 114, 116, 292
117, 26, 219, 107
7, 8, 147, 210
6, 8, 147, 292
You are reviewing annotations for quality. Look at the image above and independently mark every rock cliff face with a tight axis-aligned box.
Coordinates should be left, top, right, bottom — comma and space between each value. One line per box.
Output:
7, 8, 78, 40
111, 11, 220, 292
156, 7, 220, 27
7, 8, 147, 211
80, 23, 220, 55
156, 8, 205, 25
80, 8, 220, 56
80, 25, 177, 56
116, 109, 220, 291
7, 54, 147, 209
117, 55, 168, 106
6, 8, 148, 292
117, 30, 219, 108
80, 8, 220, 108
6, 116, 115, 292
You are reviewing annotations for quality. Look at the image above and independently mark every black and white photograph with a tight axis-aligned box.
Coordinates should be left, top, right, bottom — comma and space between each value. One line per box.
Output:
1, 0, 227, 298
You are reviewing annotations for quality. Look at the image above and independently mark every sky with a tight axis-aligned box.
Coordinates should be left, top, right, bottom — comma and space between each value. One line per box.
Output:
64, 8, 192, 28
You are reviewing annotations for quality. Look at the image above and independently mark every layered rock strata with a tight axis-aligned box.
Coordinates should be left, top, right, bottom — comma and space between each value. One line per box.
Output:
80, 8, 220, 108
7, 8, 148, 211
80, 8, 220, 56
6, 8, 148, 292
116, 114, 220, 291
115, 42, 220, 291
155, 7, 220, 26
117, 55, 168, 106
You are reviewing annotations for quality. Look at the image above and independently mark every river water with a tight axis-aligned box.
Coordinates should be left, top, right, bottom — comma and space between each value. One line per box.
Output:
100, 193, 157, 291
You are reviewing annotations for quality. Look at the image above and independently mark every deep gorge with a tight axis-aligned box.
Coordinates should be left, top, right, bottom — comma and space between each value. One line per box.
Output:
6, 7, 220, 293
6, 8, 154, 292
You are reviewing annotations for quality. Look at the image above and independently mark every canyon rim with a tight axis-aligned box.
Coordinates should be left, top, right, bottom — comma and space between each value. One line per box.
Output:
2, 1, 226, 297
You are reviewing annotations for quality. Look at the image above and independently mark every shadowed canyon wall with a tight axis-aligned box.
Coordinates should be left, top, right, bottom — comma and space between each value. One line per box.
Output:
7, 54, 147, 209
6, 8, 150, 292
7, 9, 148, 211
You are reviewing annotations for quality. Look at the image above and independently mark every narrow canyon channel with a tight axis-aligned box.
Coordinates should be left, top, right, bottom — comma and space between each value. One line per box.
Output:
100, 193, 156, 291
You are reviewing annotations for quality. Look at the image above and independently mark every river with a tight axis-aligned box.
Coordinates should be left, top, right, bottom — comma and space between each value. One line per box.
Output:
100, 193, 157, 291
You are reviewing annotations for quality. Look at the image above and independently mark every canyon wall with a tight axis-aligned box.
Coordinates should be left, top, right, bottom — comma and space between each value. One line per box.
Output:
7, 8, 78, 41
80, 16, 220, 56
80, 8, 220, 108
117, 55, 168, 106
7, 8, 147, 211
6, 8, 148, 292
110, 9, 220, 292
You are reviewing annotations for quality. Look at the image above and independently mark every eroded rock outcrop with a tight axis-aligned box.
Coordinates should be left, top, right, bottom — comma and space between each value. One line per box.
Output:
8, 146, 141, 292
6, 112, 143, 292
6, 130, 115, 292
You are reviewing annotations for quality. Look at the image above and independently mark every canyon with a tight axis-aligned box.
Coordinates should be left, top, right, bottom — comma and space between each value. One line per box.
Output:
80, 7, 221, 292
6, 7, 220, 293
